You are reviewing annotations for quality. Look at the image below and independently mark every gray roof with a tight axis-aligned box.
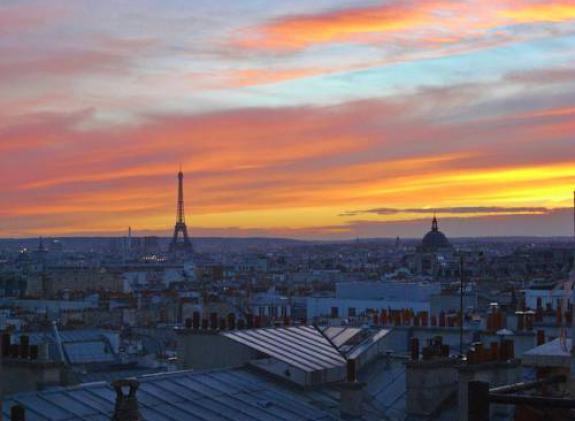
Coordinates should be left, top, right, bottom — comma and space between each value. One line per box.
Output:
323, 327, 362, 348
13, 329, 117, 345
12, 330, 118, 365
2, 356, 469, 421
522, 337, 572, 368
222, 326, 346, 372
3, 368, 339, 421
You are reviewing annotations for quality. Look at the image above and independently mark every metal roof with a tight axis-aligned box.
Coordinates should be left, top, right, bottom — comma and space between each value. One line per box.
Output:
12, 330, 119, 365
63, 341, 116, 364
2, 368, 339, 421
323, 327, 362, 348
222, 326, 346, 372
13, 329, 117, 345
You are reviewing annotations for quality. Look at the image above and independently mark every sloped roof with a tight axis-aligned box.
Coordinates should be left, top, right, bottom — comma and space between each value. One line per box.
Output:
323, 327, 362, 348
2, 368, 339, 421
221, 326, 347, 372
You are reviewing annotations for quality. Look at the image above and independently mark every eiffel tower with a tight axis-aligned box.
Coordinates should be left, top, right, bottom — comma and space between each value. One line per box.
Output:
170, 169, 193, 253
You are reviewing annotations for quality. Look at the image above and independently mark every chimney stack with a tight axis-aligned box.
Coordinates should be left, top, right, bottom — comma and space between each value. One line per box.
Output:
11, 405, 26, 421
340, 359, 364, 419
346, 359, 357, 383
111, 379, 141, 421
246, 314, 254, 329
209, 313, 218, 330
1, 333, 10, 357
227, 313, 236, 330
537, 330, 545, 346
19, 336, 30, 359
410, 337, 420, 361
201, 319, 209, 330
192, 312, 200, 329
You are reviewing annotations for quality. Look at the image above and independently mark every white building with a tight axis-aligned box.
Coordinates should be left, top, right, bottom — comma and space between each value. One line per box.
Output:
307, 281, 440, 320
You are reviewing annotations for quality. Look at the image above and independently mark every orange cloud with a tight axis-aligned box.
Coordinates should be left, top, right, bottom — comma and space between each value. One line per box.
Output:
236, 1, 575, 52
2, 67, 575, 238
499, 2, 575, 23
238, 2, 441, 50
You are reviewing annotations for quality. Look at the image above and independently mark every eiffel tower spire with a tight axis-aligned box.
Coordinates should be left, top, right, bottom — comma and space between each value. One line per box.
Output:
170, 169, 192, 253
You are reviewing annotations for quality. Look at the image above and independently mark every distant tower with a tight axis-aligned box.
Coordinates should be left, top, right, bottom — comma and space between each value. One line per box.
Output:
38, 236, 45, 252
170, 169, 192, 252
431, 213, 439, 232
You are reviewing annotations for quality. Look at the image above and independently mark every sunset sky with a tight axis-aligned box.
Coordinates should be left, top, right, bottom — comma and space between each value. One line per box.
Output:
1, 0, 574, 239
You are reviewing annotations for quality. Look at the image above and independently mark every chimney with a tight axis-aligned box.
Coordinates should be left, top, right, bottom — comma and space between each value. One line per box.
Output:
410, 337, 420, 361
422, 311, 429, 327
537, 330, 545, 346
525, 310, 534, 330
218, 317, 226, 331
112, 379, 141, 421
439, 311, 446, 327
346, 358, 357, 383
490, 342, 499, 361
515, 311, 524, 331
209, 313, 218, 330
340, 359, 364, 419
192, 312, 200, 329
19, 336, 30, 359
11, 405, 26, 421
30, 345, 39, 360
1, 333, 10, 357
227, 313, 236, 330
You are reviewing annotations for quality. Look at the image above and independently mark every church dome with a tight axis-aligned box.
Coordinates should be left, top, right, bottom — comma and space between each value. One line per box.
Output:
420, 216, 451, 251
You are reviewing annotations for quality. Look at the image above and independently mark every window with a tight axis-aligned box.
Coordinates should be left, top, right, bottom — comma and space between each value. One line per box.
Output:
348, 307, 356, 317
330, 306, 339, 318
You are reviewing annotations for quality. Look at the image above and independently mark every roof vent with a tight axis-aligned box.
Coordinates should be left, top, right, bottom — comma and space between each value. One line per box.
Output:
111, 379, 141, 421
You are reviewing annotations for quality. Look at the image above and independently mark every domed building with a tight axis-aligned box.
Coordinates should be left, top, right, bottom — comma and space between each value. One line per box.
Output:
419, 215, 452, 251
406, 215, 456, 278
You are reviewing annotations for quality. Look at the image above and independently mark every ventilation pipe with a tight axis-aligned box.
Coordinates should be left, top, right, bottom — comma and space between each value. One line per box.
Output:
111, 379, 141, 421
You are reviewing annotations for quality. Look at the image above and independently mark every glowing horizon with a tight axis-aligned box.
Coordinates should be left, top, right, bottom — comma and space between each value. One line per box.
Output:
1, 0, 574, 239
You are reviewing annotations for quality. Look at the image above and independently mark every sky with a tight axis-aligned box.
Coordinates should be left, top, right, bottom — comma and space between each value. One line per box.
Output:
1, 0, 574, 239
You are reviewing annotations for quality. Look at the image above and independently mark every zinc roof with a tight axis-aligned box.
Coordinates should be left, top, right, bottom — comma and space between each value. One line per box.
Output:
2, 368, 339, 421
222, 326, 346, 372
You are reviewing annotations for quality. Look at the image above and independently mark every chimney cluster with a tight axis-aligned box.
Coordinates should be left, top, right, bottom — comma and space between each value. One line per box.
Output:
534, 297, 573, 324
485, 303, 505, 332
466, 339, 514, 364
1, 333, 40, 361
369, 309, 464, 328
515, 310, 535, 331
421, 336, 449, 360
183, 312, 296, 331
536, 329, 545, 346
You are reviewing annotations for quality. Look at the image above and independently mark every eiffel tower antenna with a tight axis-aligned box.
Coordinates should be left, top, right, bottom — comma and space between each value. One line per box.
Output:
170, 168, 192, 253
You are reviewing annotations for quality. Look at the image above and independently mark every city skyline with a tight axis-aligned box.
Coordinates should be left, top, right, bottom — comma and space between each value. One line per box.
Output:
1, 0, 575, 239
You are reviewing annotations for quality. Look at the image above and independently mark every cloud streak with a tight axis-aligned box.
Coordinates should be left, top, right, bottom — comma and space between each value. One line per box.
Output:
236, 0, 575, 53
341, 206, 553, 217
